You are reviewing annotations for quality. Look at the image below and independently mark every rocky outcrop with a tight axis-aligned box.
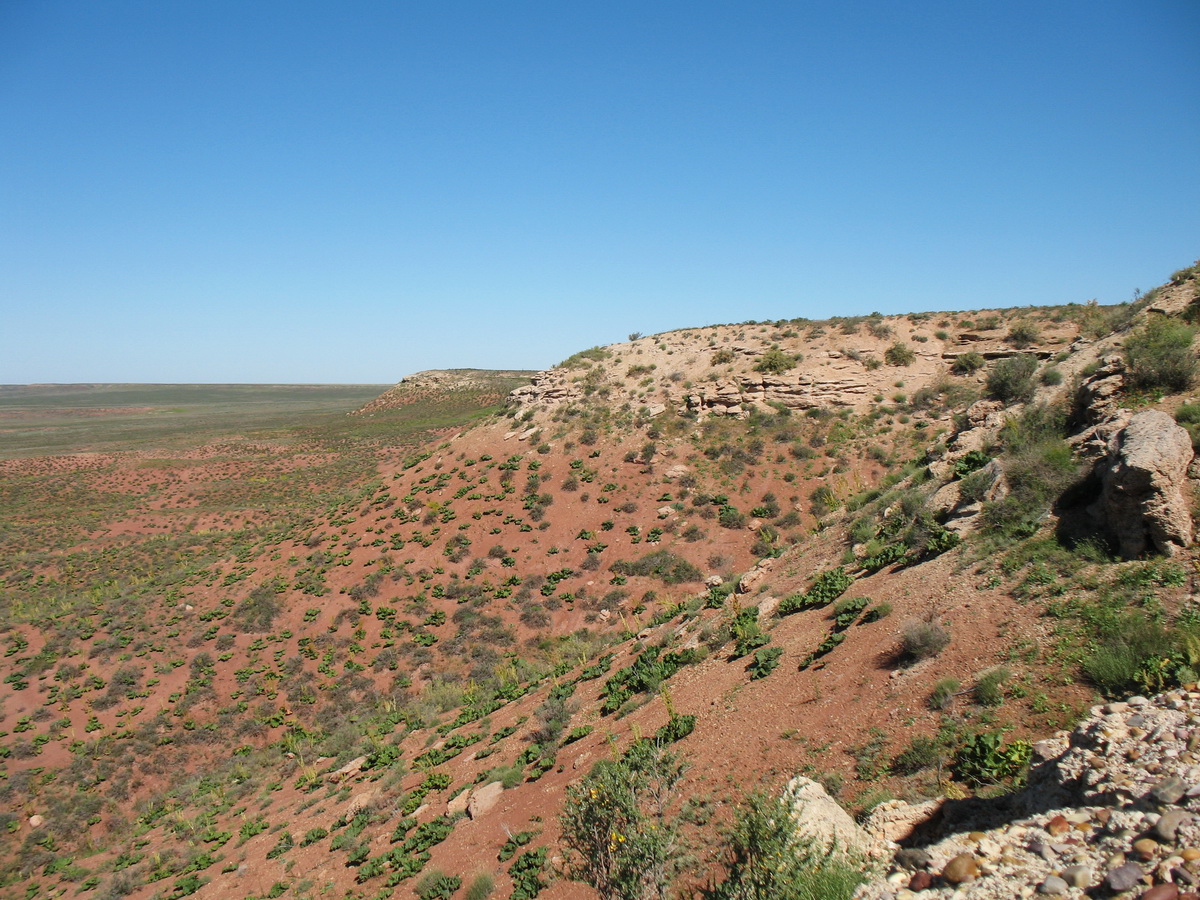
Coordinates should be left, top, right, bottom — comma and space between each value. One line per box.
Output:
682, 372, 872, 417
507, 370, 581, 412
1097, 410, 1194, 558
1074, 355, 1127, 427
855, 689, 1200, 899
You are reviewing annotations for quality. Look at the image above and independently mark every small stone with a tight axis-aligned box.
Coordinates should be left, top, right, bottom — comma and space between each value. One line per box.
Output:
968, 831, 986, 843
1134, 838, 1161, 860
1141, 885, 1180, 900
941, 853, 980, 884
894, 848, 932, 871
28, 815, 44, 828
1060, 865, 1093, 888
1037, 875, 1068, 895
908, 871, 934, 891
1183, 849, 1200, 862
1152, 776, 1189, 805
1105, 862, 1145, 893
1157, 810, 1192, 842
1046, 815, 1070, 836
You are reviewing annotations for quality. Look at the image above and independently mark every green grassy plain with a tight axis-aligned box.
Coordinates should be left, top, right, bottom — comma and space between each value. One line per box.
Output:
0, 383, 394, 457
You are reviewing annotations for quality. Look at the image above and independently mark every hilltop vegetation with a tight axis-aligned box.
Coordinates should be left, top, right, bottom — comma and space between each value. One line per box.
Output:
1, 262, 1199, 899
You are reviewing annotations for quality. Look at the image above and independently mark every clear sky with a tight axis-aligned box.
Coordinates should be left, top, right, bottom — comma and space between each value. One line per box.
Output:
2, 1, 1198, 384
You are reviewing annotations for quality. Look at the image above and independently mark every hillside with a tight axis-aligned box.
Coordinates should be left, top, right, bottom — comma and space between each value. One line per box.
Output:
2, 261, 1200, 900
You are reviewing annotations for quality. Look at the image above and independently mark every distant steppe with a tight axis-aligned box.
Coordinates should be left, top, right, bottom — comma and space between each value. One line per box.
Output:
0, 384, 391, 458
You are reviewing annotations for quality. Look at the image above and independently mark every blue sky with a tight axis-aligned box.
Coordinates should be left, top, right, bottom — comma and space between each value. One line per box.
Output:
2, 1, 1197, 384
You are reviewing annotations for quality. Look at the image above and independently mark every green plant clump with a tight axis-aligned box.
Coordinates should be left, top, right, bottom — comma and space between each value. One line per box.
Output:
1125, 317, 1197, 394
702, 789, 864, 900
952, 731, 1031, 785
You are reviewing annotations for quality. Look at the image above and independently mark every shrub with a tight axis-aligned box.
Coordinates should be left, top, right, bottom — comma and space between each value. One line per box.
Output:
953, 731, 1031, 785
609, 551, 701, 584
416, 871, 463, 900
1005, 320, 1040, 348
951, 352, 984, 375
884, 342, 915, 366
560, 741, 686, 900
754, 349, 800, 374
1125, 316, 1197, 394
703, 789, 864, 900
899, 619, 949, 665
748, 647, 782, 680
986, 354, 1038, 402
1082, 616, 1189, 697
928, 678, 960, 710
891, 736, 942, 776
982, 407, 1078, 540
973, 668, 1010, 706
1040, 366, 1063, 386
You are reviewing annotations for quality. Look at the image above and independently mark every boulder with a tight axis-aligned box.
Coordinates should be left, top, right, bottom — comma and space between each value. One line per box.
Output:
467, 781, 505, 819
861, 798, 943, 844
1098, 410, 1194, 558
784, 776, 873, 857
447, 791, 470, 817
327, 755, 367, 783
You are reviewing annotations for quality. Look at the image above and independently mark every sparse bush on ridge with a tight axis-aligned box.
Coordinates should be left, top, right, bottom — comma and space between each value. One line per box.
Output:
1124, 316, 1197, 394
884, 342, 915, 366
951, 351, 985, 375
754, 348, 801, 374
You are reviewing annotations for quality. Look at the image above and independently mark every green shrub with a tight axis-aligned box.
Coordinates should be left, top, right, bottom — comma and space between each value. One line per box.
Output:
986, 354, 1038, 402
416, 870, 463, 900
560, 741, 685, 900
748, 647, 783, 680
754, 349, 801, 374
1006, 321, 1040, 348
509, 847, 549, 900
1125, 317, 1197, 393
1040, 366, 1063, 386
891, 736, 942, 776
953, 731, 1031, 785
952, 450, 991, 479
951, 352, 985, 375
1082, 616, 1193, 697
703, 789, 864, 900
973, 668, 1010, 706
1176, 403, 1200, 425
609, 551, 702, 585
860, 602, 892, 624
884, 342, 915, 366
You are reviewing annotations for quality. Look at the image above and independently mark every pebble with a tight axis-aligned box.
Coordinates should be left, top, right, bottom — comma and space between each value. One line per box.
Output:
894, 848, 932, 871
941, 853, 980, 884
1059, 865, 1093, 888
1036, 875, 1067, 895
1141, 885, 1180, 900
1134, 838, 1161, 860
908, 871, 933, 891
1104, 862, 1145, 893
1153, 776, 1189, 805
1157, 810, 1192, 842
